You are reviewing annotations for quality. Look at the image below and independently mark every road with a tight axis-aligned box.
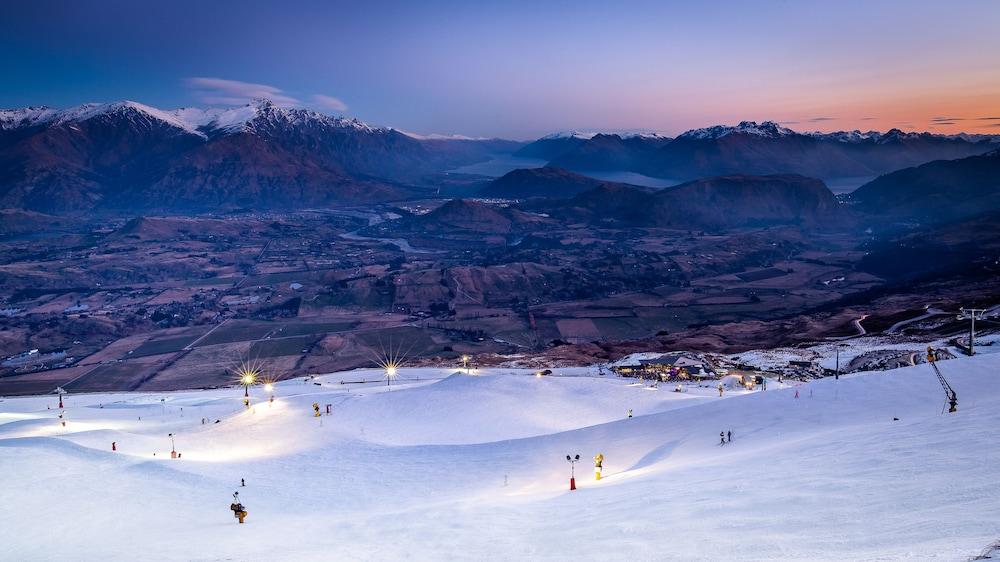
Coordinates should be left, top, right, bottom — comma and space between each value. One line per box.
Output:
887, 308, 946, 334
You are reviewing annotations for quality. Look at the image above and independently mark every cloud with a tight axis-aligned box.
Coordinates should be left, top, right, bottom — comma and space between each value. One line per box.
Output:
185, 77, 301, 106
311, 94, 348, 112
931, 116, 965, 122
977, 116, 1000, 121
778, 120, 800, 125
807, 117, 836, 122
858, 117, 877, 121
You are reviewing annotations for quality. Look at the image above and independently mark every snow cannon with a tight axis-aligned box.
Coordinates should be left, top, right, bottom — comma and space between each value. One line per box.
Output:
566, 454, 580, 490
594, 453, 604, 481
231, 493, 248, 524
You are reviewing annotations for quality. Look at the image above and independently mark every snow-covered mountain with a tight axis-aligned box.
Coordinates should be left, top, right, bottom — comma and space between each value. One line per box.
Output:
0, 99, 514, 213
532, 120, 999, 179
678, 120, 796, 140
0, 98, 383, 138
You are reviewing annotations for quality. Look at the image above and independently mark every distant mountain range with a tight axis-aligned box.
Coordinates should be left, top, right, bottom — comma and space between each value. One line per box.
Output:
521, 121, 998, 180
2, 99, 998, 218
0, 99, 515, 212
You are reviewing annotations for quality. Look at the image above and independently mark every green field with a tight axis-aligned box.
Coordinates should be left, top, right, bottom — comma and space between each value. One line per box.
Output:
272, 321, 356, 338
193, 323, 277, 347
249, 335, 319, 358
130, 336, 199, 357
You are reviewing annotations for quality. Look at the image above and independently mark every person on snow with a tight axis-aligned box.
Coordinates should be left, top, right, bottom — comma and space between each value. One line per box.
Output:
720, 431, 726, 445
627, 409, 632, 419
112, 441, 116, 452
727, 430, 731, 442
718, 384, 724, 397
794, 389, 799, 399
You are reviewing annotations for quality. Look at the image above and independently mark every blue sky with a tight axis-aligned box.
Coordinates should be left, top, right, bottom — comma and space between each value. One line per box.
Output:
3, 0, 999, 139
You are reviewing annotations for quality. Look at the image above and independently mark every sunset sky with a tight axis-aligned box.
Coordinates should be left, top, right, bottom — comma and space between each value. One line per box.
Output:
3, 0, 999, 139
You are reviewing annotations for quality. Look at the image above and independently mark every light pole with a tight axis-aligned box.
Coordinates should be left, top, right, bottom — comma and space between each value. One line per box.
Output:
566, 454, 580, 490
168, 432, 177, 458
958, 308, 987, 356
241, 372, 256, 406
264, 382, 274, 403
835, 345, 845, 380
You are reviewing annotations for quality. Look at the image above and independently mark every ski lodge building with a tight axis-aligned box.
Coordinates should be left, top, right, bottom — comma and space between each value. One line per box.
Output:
611, 353, 715, 381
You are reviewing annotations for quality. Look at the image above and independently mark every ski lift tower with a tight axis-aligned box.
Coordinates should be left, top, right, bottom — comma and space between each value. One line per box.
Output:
957, 307, 987, 356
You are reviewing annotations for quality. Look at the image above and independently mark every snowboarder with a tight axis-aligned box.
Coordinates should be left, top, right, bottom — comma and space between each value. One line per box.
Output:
720, 431, 726, 445
727, 430, 731, 442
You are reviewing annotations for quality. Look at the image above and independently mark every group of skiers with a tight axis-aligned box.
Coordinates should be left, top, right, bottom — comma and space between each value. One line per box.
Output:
719, 430, 733, 445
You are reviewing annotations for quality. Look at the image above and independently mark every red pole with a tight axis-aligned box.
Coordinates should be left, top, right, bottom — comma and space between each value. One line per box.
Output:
570, 477, 576, 490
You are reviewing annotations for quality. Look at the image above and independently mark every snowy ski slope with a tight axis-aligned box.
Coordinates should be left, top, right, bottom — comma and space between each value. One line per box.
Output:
1, 358, 997, 561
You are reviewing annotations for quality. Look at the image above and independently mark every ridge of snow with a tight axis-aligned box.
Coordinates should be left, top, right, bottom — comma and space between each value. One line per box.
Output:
0, 106, 61, 130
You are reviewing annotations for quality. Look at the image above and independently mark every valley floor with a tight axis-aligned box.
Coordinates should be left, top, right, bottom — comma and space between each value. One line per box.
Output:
1, 358, 998, 561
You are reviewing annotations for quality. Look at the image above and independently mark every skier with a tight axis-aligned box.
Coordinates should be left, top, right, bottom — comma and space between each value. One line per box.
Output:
720, 431, 725, 445
727, 430, 731, 443
794, 389, 799, 399
112, 441, 116, 452
627, 409, 632, 419
718, 384, 724, 397
241, 478, 245, 487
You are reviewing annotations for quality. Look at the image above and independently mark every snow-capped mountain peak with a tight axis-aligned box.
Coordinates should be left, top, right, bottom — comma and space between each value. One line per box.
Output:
0, 98, 382, 139
0, 106, 60, 130
679, 120, 796, 140
540, 131, 597, 140
0, 100, 209, 137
